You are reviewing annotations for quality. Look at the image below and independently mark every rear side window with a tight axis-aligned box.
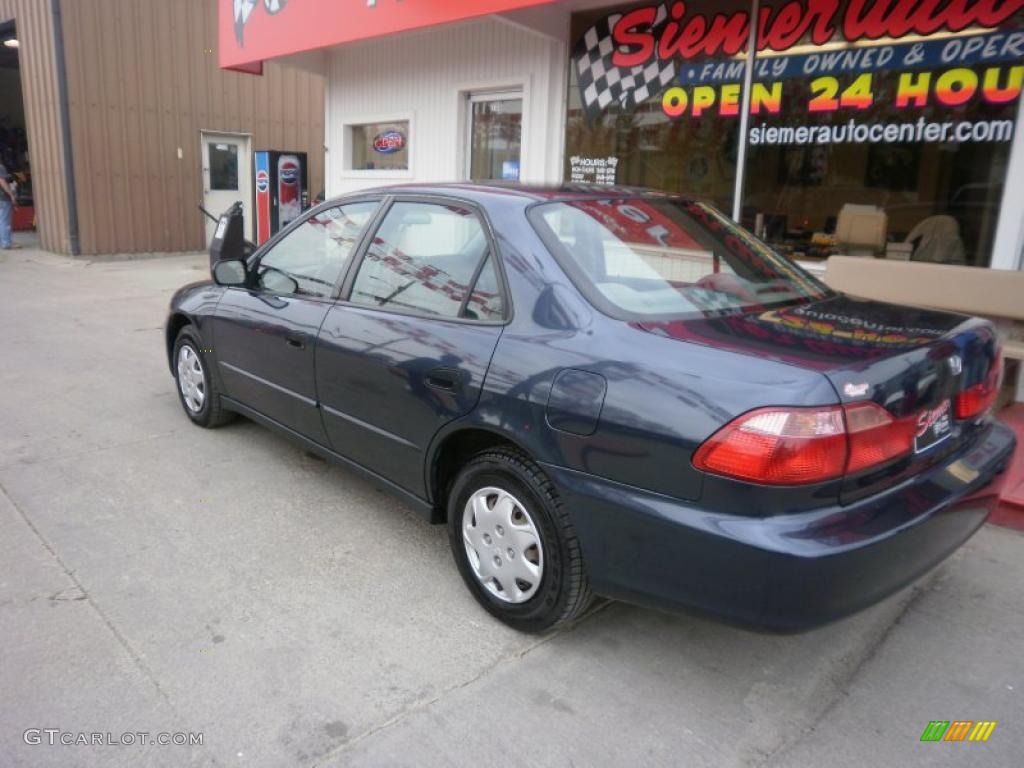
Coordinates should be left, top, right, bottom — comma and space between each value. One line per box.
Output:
349, 201, 503, 320
531, 199, 829, 318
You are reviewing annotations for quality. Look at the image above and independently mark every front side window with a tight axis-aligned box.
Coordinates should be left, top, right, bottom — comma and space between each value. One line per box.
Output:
349, 201, 503, 320
257, 202, 379, 298
532, 198, 829, 318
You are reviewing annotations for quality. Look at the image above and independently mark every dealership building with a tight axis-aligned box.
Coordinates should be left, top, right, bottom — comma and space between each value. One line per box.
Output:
0, 0, 324, 255
221, 0, 1024, 276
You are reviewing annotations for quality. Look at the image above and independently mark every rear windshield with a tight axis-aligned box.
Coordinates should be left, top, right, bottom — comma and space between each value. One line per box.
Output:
529, 198, 831, 319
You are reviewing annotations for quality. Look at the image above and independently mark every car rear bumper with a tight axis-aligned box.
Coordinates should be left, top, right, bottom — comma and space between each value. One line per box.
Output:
542, 420, 1016, 631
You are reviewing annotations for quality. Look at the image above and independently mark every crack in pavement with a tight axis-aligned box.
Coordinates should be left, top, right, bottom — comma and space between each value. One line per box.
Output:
315, 600, 613, 767
0, 479, 223, 767
748, 577, 935, 768
0, 429, 183, 471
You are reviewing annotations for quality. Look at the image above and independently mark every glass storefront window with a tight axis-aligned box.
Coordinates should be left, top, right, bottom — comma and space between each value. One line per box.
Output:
742, 0, 1023, 267
349, 121, 409, 171
565, 1, 1024, 269
565, 1, 754, 213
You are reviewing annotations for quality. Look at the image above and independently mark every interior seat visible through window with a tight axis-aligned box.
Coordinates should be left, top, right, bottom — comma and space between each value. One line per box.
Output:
349, 201, 504, 321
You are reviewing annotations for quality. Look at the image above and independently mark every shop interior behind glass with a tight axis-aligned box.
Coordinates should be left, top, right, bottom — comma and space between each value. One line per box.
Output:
565, 3, 1020, 270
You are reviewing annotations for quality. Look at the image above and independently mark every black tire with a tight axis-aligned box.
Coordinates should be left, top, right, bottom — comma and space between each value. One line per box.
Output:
447, 447, 593, 632
172, 326, 235, 428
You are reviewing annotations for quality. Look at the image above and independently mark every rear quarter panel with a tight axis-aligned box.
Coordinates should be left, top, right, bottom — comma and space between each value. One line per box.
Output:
472, 208, 838, 502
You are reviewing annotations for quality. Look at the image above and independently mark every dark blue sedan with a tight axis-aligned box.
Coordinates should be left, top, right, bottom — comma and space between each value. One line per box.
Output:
166, 184, 1015, 632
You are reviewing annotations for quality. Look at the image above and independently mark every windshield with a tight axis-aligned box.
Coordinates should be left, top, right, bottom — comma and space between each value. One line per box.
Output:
530, 199, 831, 319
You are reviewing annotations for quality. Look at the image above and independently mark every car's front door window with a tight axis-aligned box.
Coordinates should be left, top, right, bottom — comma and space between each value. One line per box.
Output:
257, 201, 379, 298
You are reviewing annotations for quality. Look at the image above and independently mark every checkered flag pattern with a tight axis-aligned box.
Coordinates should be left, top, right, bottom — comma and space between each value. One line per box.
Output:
234, 0, 256, 45
573, 4, 676, 122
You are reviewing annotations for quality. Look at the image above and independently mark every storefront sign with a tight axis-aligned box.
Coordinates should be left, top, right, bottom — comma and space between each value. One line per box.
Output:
676, 30, 1024, 85
574, 0, 1024, 140
372, 131, 406, 154
221, 0, 560, 71
569, 156, 620, 184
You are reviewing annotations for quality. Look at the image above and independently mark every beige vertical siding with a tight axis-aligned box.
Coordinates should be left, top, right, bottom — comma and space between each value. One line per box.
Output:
58, 0, 325, 254
1, 0, 72, 253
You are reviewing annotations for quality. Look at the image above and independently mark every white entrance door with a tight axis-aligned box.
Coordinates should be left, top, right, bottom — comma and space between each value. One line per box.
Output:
201, 131, 252, 245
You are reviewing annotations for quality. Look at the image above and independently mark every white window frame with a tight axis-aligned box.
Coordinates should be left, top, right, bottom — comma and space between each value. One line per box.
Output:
991, 94, 1024, 271
339, 111, 415, 181
457, 79, 528, 182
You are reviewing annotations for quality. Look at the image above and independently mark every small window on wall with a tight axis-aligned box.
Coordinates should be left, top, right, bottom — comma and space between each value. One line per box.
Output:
349, 121, 410, 171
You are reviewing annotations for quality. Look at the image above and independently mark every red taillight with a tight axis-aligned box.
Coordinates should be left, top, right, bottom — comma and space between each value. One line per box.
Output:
692, 406, 847, 485
844, 401, 916, 474
955, 354, 1002, 420
693, 402, 914, 485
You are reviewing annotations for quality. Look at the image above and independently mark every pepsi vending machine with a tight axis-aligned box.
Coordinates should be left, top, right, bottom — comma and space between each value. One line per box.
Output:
253, 150, 309, 245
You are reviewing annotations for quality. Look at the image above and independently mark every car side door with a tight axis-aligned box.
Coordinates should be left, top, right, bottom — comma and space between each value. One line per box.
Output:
315, 197, 508, 497
211, 200, 380, 443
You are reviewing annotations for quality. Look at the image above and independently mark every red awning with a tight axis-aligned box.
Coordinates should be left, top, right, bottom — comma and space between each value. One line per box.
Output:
220, 0, 560, 72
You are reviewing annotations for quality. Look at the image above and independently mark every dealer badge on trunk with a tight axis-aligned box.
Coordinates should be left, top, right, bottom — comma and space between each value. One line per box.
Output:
915, 400, 952, 453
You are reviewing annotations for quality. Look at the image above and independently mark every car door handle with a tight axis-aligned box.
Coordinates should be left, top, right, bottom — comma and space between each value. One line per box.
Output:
285, 332, 306, 349
425, 367, 460, 391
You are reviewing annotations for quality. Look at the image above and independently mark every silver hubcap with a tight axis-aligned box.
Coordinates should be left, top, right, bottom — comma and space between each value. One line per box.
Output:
462, 487, 543, 604
177, 345, 206, 413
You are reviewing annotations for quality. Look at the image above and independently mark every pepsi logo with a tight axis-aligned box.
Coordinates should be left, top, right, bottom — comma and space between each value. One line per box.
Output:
279, 163, 299, 185
373, 131, 405, 154
255, 169, 269, 193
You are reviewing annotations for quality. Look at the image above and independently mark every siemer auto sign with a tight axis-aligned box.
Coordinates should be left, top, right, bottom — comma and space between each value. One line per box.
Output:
574, 0, 1023, 144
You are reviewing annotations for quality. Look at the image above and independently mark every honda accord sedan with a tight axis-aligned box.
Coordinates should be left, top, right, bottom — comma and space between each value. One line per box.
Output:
166, 184, 1015, 632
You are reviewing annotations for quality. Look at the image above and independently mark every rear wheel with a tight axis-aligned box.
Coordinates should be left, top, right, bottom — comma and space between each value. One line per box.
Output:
447, 447, 593, 632
173, 327, 234, 428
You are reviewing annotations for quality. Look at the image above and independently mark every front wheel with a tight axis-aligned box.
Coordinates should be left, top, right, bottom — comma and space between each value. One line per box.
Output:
173, 327, 234, 428
447, 448, 593, 632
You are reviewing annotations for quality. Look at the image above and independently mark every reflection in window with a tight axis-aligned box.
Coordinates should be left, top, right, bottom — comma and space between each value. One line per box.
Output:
534, 199, 828, 318
464, 255, 504, 322
258, 202, 379, 298
742, 58, 1017, 268
564, 2, 751, 212
350, 202, 501, 320
564, 1, 1022, 270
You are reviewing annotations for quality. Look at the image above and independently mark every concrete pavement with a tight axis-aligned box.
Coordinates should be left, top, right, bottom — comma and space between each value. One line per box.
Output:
0, 243, 1021, 767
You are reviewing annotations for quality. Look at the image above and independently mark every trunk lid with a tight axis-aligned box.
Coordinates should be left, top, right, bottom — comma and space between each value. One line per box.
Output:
637, 293, 1000, 502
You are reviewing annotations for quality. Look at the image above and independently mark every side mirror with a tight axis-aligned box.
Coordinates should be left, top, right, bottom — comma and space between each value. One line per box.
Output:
260, 267, 299, 295
212, 259, 247, 286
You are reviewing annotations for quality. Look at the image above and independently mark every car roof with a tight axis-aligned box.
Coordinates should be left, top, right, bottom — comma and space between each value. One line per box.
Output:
332, 182, 685, 205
